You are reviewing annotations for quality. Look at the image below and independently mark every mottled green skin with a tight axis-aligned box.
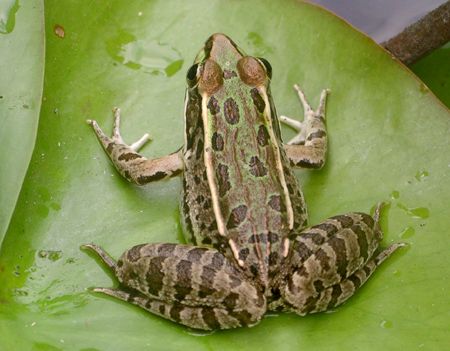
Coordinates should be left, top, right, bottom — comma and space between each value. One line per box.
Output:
181, 34, 307, 290
83, 33, 404, 330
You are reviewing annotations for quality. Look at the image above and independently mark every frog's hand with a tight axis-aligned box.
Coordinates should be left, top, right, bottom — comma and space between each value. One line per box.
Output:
271, 207, 405, 315
84, 242, 266, 330
281, 85, 329, 169
87, 107, 183, 185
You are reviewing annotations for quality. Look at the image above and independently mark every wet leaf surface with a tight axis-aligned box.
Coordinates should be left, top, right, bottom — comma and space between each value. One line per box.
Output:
0, 1, 449, 350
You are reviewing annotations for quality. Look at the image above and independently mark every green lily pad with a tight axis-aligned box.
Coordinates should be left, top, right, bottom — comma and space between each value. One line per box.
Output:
0, 0, 44, 244
1, 0, 449, 350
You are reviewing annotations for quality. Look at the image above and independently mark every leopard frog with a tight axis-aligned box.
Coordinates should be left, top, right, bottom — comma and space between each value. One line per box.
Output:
83, 33, 404, 330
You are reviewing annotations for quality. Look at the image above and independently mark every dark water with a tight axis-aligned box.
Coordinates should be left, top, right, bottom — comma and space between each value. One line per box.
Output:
310, 0, 447, 42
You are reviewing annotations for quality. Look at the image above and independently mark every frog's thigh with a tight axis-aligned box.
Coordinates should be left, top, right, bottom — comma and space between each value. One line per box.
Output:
92, 243, 266, 330
277, 210, 397, 314
88, 108, 183, 185
281, 85, 328, 169
286, 242, 404, 315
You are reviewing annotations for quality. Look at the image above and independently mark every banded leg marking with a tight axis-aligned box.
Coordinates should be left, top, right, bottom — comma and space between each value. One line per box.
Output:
281, 85, 329, 169
88, 108, 183, 185
273, 205, 405, 315
296, 242, 406, 315
92, 287, 258, 330
82, 242, 266, 330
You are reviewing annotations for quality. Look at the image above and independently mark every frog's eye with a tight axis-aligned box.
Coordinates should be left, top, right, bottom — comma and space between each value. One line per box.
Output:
237, 56, 266, 86
257, 57, 272, 79
186, 63, 199, 87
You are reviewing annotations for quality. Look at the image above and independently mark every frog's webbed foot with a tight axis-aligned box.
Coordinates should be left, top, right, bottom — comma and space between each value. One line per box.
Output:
281, 85, 329, 169
83, 243, 266, 330
87, 107, 151, 153
87, 108, 183, 185
271, 208, 406, 315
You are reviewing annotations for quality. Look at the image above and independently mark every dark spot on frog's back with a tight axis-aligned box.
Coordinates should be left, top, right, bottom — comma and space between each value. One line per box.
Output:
202, 237, 212, 245
268, 195, 285, 212
226, 205, 248, 229
238, 248, 250, 261
257, 125, 269, 146
195, 194, 205, 204
250, 88, 265, 113
203, 198, 211, 210
207, 96, 220, 115
195, 138, 204, 159
269, 251, 279, 266
223, 97, 240, 124
249, 156, 267, 177
211, 132, 224, 151
249, 264, 259, 277
216, 164, 231, 197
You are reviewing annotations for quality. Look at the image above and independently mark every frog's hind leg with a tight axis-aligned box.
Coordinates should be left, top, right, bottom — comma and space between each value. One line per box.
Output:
83, 243, 266, 330
281, 85, 329, 169
92, 287, 256, 331
87, 108, 183, 185
289, 242, 405, 314
271, 205, 405, 315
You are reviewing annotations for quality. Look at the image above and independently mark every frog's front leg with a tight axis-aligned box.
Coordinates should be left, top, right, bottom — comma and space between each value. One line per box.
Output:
88, 108, 183, 185
82, 243, 266, 330
281, 85, 329, 169
271, 204, 405, 314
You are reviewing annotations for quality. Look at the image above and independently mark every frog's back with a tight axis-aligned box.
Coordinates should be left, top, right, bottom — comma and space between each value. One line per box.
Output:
180, 33, 308, 287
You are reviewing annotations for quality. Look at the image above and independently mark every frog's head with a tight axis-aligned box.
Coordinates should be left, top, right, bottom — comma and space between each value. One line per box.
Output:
186, 33, 272, 95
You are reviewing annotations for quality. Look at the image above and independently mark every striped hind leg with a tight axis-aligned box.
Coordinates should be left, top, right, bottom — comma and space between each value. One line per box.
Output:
92, 287, 258, 330
292, 242, 406, 314
271, 204, 405, 314
82, 242, 266, 330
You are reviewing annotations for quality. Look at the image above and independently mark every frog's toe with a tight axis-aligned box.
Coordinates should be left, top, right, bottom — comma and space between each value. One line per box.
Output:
81, 243, 118, 272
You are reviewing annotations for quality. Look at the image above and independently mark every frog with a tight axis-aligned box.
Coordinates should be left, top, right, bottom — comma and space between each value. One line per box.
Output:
82, 33, 404, 330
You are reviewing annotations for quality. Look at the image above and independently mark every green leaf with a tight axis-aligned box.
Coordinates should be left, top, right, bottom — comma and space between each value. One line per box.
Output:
0, 1, 44, 246
1, 1, 449, 350
412, 42, 450, 108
